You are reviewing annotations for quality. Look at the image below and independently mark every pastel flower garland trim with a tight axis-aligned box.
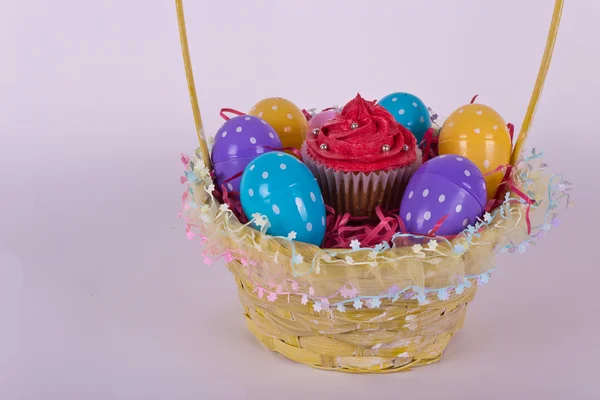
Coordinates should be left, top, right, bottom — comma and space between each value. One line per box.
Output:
179, 147, 571, 309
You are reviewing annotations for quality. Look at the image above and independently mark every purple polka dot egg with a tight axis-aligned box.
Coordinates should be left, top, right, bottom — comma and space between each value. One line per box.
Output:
211, 115, 282, 192
399, 154, 487, 236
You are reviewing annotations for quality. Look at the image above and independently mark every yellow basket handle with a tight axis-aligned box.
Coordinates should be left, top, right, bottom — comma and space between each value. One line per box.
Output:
510, 0, 564, 164
174, 0, 564, 168
175, 0, 211, 169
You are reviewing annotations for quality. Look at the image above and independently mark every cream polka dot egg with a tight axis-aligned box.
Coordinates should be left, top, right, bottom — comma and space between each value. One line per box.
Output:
240, 151, 326, 246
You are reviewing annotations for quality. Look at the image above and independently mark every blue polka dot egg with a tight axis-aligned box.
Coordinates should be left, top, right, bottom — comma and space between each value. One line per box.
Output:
377, 92, 432, 143
240, 151, 326, 246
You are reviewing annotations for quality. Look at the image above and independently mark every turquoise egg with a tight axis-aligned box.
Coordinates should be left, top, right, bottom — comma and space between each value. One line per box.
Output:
377, 92, 432, 143
240, 151, 326, 246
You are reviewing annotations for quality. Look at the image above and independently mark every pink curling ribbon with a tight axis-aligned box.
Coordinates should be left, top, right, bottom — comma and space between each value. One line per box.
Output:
302, 109, 313, 121
484, 163, 513, 204
222, 170, 243, 187
484, 163, 511, 178
419, 127, 438, 162
220, 108, 246, 121
427, 214, 451, 237
508, 184, 535, 235
394, 213, 407, 235
507, 123, 515, 142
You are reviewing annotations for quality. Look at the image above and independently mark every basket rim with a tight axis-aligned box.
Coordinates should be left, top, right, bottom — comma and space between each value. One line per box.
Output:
184, 148, 548, 255
180, 148, 570, 308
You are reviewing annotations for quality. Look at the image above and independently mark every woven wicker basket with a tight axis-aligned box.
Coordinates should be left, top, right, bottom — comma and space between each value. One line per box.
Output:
229, 260, 478, 373
175, 0, 567, 373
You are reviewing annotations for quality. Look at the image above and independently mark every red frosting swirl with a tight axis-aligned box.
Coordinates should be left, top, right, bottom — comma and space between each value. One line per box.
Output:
306, 94, 417, 172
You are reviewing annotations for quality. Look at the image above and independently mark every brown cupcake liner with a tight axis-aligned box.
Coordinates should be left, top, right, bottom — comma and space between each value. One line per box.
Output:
301, 144, 423, 220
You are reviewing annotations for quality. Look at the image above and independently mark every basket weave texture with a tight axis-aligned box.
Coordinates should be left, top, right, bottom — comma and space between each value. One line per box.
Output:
229, 259, 477, 373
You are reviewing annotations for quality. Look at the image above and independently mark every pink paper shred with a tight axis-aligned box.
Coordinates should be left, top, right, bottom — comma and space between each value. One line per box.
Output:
218, 179, 408, 248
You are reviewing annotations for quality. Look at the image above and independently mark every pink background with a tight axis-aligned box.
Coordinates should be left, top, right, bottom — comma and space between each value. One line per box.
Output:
1, 0, 597, 398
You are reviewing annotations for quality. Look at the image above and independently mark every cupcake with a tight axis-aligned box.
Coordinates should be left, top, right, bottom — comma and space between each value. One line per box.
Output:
301, 93, 422, 220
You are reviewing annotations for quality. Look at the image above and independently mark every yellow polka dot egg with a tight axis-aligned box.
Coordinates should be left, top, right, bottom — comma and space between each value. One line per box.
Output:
248, 97, 308, 150
438, 103, 512, 199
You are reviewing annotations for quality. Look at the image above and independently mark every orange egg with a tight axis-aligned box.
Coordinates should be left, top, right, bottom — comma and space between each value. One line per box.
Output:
248, 97, 308, 150
438, 103, 512, 199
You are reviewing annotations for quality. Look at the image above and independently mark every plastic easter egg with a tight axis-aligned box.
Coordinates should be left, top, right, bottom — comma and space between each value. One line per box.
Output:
308, 109, 339, 132
399, 154, 487, 236
211, 115, 282, 192
377, 92, 432, 143
240, 151, 326, 246
438, 103, 512, 199
248, 97, 309, 150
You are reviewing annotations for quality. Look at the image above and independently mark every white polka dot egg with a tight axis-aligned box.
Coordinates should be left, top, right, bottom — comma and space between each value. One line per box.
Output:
399, 154, 487, 236
211, 115, 282, 192
438, 103, 512, 200
240, 151, 326, 246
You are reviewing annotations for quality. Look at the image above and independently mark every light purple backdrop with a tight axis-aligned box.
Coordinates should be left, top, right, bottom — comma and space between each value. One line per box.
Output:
0, 0, 597, 399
